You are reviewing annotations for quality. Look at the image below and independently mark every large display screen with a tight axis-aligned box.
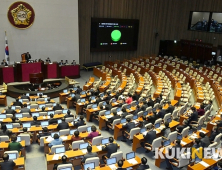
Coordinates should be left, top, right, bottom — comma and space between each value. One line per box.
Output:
90, 18, 139, 52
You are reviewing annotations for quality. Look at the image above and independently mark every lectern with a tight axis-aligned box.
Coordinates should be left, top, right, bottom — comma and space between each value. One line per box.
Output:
29, 72, 43, 84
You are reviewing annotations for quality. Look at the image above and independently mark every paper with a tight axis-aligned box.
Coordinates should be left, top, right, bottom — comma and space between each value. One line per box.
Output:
46, 136, 53, 142
81, 149, 87, 154
199, 130, 206, 134
0, 119, 3, 122
181, 141, 187, 145
127, 158, 138, 165
60, 136, 68, 140
52, 154, 59, 160
210, 122, 217, 125
142, 131, 148, 136
97, 145, 102, 150
199, 161, 210, 167
109, 165, 117, 170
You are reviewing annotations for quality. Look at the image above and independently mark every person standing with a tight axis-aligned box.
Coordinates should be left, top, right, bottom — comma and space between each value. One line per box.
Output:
25, 52, 31, 63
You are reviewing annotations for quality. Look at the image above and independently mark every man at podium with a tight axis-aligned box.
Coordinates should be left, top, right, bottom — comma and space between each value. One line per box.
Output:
25, 52, 31, 63
1, 59, 8, 66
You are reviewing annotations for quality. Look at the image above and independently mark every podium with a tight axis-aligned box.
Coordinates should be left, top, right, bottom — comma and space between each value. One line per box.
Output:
29, 72, 43, 84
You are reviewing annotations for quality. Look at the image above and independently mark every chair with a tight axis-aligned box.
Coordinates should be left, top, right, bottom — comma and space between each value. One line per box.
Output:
208, 142, 218, 148
169, 153, 190, 168
213, 134, 222, 148
30, 104, 38, 109
65, 117, 73, 123
163, 113, 171, 123
40, 136, 49, 147
71, 140, 85, 150
77, 125, 88, 132
85, 157, 100, 167
125, 114, 133, 120
126, 128, 140, 140
39, 112, 47, 116
137, 111, 143, 117
15, 106, 21, 110
57, 164, 73, 170
46, 103, 53, 108
146, 107, 152, 113
51, 145, 65, 154
154, 118, 162, 125
172, 109, 179, 120
144, 137, 162, 152
18, 134, 31, 146
12, 123, 20, 128
4, 151, 19, 160
166, 131, 177, 142
22, 113, 30, 118
181, 127, 189, 138
59, 129, 70, 136
108, 118, 121, 130
0, 136, 9, 142
91, 136, 103, 145
55, 110, 62, 115
6, 114, 13, 118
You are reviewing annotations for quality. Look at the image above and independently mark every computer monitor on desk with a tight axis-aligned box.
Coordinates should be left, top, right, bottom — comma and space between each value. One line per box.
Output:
126, 152, 135, 160
84, 162, 95, 170
79, 143, 88, 150
55, 146, 65, 154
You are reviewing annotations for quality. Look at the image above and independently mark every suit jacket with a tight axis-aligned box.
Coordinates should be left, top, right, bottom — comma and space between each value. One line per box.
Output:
157, 109, 166, 119
95, 98, 102, 104
144, 130, 156, 144
166, 105, 174, 114
0, 160, 15, 170
21, 96, 30, 100
177, 125, 186, 133
209, 130, 218, 142
148, 114, 156, 124
200, 136, 211, 147
121, 112, 128, 118
136, 164, 150, 170
53, 105, 62, 111
81, 152, 98, 163
102, 143, 118, 158
25, 54, 31, 61
72, 94, 80, 102
13, 101, 23, 107
0, 130, 12, 136
74, 120, 85, 127
162, 127, 171, 137
105, 104, 112, 110
188, 111, 198, 124
123, 122, 136, 132
48, 118, 58, 125
64, 114, 74, 118
57, 122, 69, 130
147, 100, 154, 108
31, 121, 41, 126
20, 108, 30, 113
5, 109, 16, 115
1, 62, 8, 66
38, 132, 51, 139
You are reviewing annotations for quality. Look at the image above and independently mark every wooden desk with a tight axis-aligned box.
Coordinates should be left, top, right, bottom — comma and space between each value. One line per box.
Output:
83, 77, 95, 91
86, 107, 101, 122
93, 68, 106, 81
59, 92, 70, 104
0, 95, 7, 106
187, 158, 217, 170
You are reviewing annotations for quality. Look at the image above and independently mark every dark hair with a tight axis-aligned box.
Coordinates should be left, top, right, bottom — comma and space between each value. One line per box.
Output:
168, 101, 171, 105
91, 125, 96, 132
128, 94, 132, 97
74, 130, 79, 137
80, 115, 84, 120
200, 104, 204, 109
87, 145, 92, 152
218, 160, 222, 168
33, 116, 37, 121
195, 138, 200, 145
50, 114, 54, 118
23, 103, 27, 107
11, 117, 16, 122
165, 122, 169, 128
117, 160, 123, 167
159, 105, 163, 110
61, 118, 65, 122
23, 127, 28, 132
176, 139, 181, 145
122, 108, 126, 112
191, 107, 196, 111
141, 106, 146, 111
209, 100, 212, 104
109, 137, 114, 143
199, 132, 205, 138
126, 118, 131, 122
113, 111, 117, 116
16, 98, 19, 102
3, 153, 9, 161
47, 98, 50, 102
43, 127, 48, 132
1, 124, 7, 132
11, 134, 17, 142
67, 110, 71, 115
54, 134, 59, 139
105, 106, 110, 110
141, 157, 147, 165
39, 94, 42, 97
61, 155, 67, 162
42, 107, 45, 111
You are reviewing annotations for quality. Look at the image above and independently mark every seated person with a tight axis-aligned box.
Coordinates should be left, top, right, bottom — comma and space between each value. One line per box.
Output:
116, 160, 126, 170
213, 160, 222, 170
136, 157, 150, 170
37, 127, 51, 139
76, 85, 82, 94
162, 122, 171, 138
95, 95, 102, 104
192, 138, 201, 149
20, 93, 30, 101
156, 105, 166, 119
89, 105, 103, 122
48, 114, 58, 125
53, 103, 62, 111
126, 93, 133, 104
166, 101, 175, 114
13, 98, 22, 107
59, 60, 64, 66
102, 137, 118, 158
105, 111, 121, 130
38, 94, 44, 99
197, 104, 205, 116
176, 120, 188, 133
204, 100, 212, 111
121, 107, 128, 118
87, 126, 99, 142
57, 118, 69, 130
53, 155, 72, 170
73, 115, 85, 127
31, 116, 41, 126
1, 59, 8, 66
121, 118, 136, 142
8, 135, 23, 153
71, 60, 76, 65
147, 97, 154, 108
21, 127, 33, 139
5, 106, 16, 115
141, 126, 156, 148
20, 103, 30, 113
45, 57, 51, 63
71, 130, 82, 142
11, 116, 20, 124
71, 91, 80, 102
199, 132, 210, 147
140, 115, 149, 128
64, 110, 74, 118
81, 146, 98, 163
48, 134, 63, 147
0, 153, 15, 170
0, 124, 12, 136
147, 113, 157, 125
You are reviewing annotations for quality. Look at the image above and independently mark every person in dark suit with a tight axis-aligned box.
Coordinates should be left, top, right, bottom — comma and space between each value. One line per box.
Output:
156, 105, 166, 119
31, 116, 40, 126
57, 118, 69, 130
95, 95, 102, 104
132, 92, 139, 101
121, 118, 136, 142
64, 110, 74, 118
71, 91, 80, 102
13, 98, 22, 107
0, 153, 15, 170
53, 155, 72, 170
121, 107, 128, 118
166, 101, 174, 114
76, 86, 82, 94
105, 92, 112, 103
1, 59, 8, 66
45, 57, 51, 63
209, 126, 219, 142
162, 122, 171, 138
81, 146, 98, 163
48, 114, 58, 125
0, 124, 12, 136
20, 93, 30, 101
71, 60, 76, 65
192, 138, 201, 149
5, 106, 16, 115
59, 60, 65, 66
176, 120, 188, 133
102, 137, 118, 158
136, 157, 150, 170
74, 115, 85, 127
20, 103, 30, 113
147, 97, 154, 108
53, 103, 62, 111
199, 132, 210, 147
37, 127, 51, 139
187, 107, 198, 126
116, 160, 126, 170
25, 52, 31, 63
105, 111, 121, 130
147, 113, 157, 124
141, 126, 156, 149
104, 101, 112, 111
214, 160, 222, 170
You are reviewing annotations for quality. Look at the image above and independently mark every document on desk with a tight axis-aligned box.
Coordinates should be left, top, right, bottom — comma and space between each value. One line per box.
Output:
199, 130, 206, 134
81, 149, 87, 154
52, 154, 59, 160
127, 158, 138, 165
46, 136, 53, 142
109, 165, 117, 170
180, 141, 187, 145
60, 136, 68, 140
142, 131, 148, 136
199, 161, 210, 167
96, 145, 102, 151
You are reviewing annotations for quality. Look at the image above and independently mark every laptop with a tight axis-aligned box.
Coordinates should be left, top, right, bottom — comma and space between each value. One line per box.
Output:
60, 168, 72, 170
6, 124, 13, 129
140, 128, 146, 134
73, 87, 78, 91
27, 106, 31, 109
57, 119, 62, 124
70, 129, 77, 135
80, 98, 85, 103
51, 132, 59, 138
154, 123, 160, 129
41, 121, 49, 127
197, 125, 202, 131
8, 153, 17, 160
107, 157, 117, 166
48, 111, 55, 116
63, 89, 68, 93
92, 104, 97, 109
100, 93, 104, 97
133, 115, 138, 120
11, 106, 16, 110
81, 91, 86, 95
84, 162, 95, 170
62, 109, 68, 114
167, 118, 172, 123
19, 99, 23, 103
44, 98, 48, 102
17, 136, 21, 142
163, 140, 171, 147
177, 134, 182, 140
121, 119, 126, 124
71, 94, 75, 97
39, 104, 45, 109
79, 143, 89, 150
87, 127, 91, 133
101, 138, 109, 145
126, 105, 131, 109
91, 96, 95, 100
117, 107, 121, 112
26, 93, 29, 96
0, 114, 6, 119
32, 113, 39, 117
143, 111, 148, 116
15, 114, 23, 118
105, 110, 111, 116
188, 129, 193, 136
53, 103, 57, 107
23, 122, 31, 128
126, 152, 135, 160
55, 146, 65, 154
112, 98, 116, 103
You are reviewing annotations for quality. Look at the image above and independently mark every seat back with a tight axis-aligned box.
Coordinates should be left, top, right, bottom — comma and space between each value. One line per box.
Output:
6, 114, 13, 118
30, 104, 38, 109
151, 137, 162, 151
39, 112, 47, 116
46, 103, 53, 108
178, 154, 190, 168
65, 117, 74, 123
85, 157, 100, 167
125, 114, 133, 120
112, 119, 121, 129
55, 110, 62, 115
129, 128, 140, 140
198, 116, 205, 126
98, 110, 106, 116
92, 136, 103, 145
72, 140, 84, 150
153, 103, 159, 109
0, 135, 9, 142
172, 109, 179, 119
168, 131, 177, 142
163, 113, 171, 123
15, 106, 21, 110
146, 107, 152, 113
77, 125, 88, 132
154, 118, 162, 125
22, 113, 30, 118
208, 142, 217, 148
59, 129, 70, 136
57, 164, 73, 170
181, 126, 189, 138
110, 151, 123, 162
12, 123, 20, 128
40, 136, 49, 147
18, 134, 31, 146
145, 123, 153, 129
137, 111, 143, 117
51, 144, 65, 154
214, 133, 222, 145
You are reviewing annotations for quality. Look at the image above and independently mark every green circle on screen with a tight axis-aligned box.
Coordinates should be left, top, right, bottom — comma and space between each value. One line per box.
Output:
111, 30, 121, 42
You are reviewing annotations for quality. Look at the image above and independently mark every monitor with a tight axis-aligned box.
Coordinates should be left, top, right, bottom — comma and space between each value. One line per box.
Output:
163, 140, 171, 147
143, 111, 148, 116
112, 98, 116, 102
19, 99, 23, 103
39, 104, 45, 109
63, 89, 68, 93
84, 162, 95, 170
17, 136, 21, 142
37, 93, 43, 96
51, 132, 59, 138
155, 123, 160, 128
15, 114, 23, 118
11, 106, 16, 110
140, 128, 146, 133
135, 101, 139, 105
22, 122, 31, 128
212, 52, 216, 55
101, 138, 109, 145
44, 98, 48, 102
73, 87, 78, 91
188, 129, 193, 135
92, 104, 97, 109
126, 152, 135, 160
80, 98, 85, 103
62, 109, 68, 114
79, 143, 89, 150
71, 94, 75, 97
27, 106, 30, 109
121, 118, 126, 124
126, 105, 131, 109
0, 114, 6, 119
100, 93, 104, 97
105, 110, 111, 115
60, 168, 72, 170
53, 103, 57, 106
41, 121, 49, 127
177, 134, 182, 140
81, 91, 86, 95
6, 124, 13, 129
55, 147, 65, 154
8, 153, 17, 160
87, 127, 91, 132
197, 125, 201, 131
57, 119, 62, 124
91, 96, 95, 100
32, 113, 39, 117
103, 102, 106, 106
133, 115, 138, 120
167, 118, 172, 123
70, 129, 77, 135
117, 107, 121, 112
26, 93, 29, 96
48, 111, 55, 116
107, 157, 117, 166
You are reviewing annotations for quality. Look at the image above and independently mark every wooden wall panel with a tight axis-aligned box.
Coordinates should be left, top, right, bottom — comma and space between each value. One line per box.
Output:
78, 0, 222, 65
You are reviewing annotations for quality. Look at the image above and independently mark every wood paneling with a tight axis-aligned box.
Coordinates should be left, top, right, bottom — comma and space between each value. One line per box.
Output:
78, 0, 222, 65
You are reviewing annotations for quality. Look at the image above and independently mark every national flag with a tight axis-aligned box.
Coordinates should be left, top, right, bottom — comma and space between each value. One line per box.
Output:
5, 31, 9, 63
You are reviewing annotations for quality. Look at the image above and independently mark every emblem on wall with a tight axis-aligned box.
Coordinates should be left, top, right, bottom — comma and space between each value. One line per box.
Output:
7, 1, 35, 29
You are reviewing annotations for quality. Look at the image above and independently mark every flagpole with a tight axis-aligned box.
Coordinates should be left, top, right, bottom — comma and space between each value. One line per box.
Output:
5, 31, 9, 64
